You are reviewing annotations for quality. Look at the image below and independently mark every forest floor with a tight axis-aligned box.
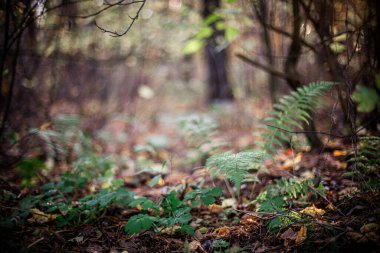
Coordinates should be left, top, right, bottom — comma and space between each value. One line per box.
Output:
1, 92, 380, 253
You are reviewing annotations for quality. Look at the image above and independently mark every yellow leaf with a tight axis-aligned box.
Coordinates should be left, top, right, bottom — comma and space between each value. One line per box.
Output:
282, 153, 302, 170
295, 225, 307, 244
213, 227, 231, 237
40, 122, 51, 130
27, 208, 57, 224
300, 204, 325, 217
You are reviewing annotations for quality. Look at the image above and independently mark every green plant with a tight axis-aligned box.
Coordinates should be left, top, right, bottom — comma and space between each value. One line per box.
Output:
206, 82, 334, 198
346, 136, 380, 189
18, 157, 46, 186
254, 178, 324, 233
179, 114, 223, 158
206, 151, 266, 196
212, 239, 230, 253
124, 187, 223, 235
258, 81, 335, 155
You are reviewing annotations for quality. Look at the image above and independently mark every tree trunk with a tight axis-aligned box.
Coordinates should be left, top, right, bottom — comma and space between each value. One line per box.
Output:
203, 0, 233, 103
284, 0, 323, 150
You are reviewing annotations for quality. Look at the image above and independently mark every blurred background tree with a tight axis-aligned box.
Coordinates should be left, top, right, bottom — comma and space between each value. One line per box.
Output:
0, 0, 379, 165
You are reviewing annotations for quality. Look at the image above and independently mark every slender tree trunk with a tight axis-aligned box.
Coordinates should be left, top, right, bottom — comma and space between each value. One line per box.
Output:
284, 0, 323, 150
254, 1, 278, 103
203, 0, 233, 103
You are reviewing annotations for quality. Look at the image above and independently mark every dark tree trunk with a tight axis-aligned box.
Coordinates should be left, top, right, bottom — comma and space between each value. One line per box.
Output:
254, 0, 278, 104
203, 0, 233, 103
284, 0, 323, 150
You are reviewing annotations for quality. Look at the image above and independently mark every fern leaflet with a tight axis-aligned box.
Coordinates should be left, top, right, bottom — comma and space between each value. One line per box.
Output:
258, 81, 335, 155
206, 151, 265, 196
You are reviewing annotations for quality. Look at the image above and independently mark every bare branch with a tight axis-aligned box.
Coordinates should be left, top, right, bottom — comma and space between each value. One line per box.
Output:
236, 53, 300, 83
95, 0, 146, 37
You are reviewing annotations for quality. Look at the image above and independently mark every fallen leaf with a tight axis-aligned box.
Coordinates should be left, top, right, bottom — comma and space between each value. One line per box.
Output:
365, 232, 379, 242
281, 228, 296, 240
221, 198, 237, 209
347, 232, 367, 243
213, 227, 231, 237
332, 150, 347, 157
282, 153, 302, 170
360, 223, 379, 234
295, 225, 307, 244
189, 240, 201, 251
300, 205, 325, 217
27, 208, 57, 224
208, 204, 223, 213
161, 225, 181, 235
40, 122, 51, 130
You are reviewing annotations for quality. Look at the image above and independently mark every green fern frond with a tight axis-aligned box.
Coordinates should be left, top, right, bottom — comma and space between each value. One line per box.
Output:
348, 136, 380, 172
206, 151, 266, 196
257, 81, 335, 155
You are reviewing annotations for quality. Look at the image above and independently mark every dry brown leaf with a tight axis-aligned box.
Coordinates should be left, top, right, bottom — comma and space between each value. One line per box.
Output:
40, 122, 51, 130
160, 225, 180, 235
27, 208, 57, 224
240, 214, 259, 226
365, 232, 379, 242
188, 240, 201, 251
347, 232, 367, 243
360, 223, 379, 234
208, 204, 223, 213
295, 226, 307, 244
281, 228, 296, 240
282, 153, 302, 170
300, 204, 325, 217
213, 227, 231, 237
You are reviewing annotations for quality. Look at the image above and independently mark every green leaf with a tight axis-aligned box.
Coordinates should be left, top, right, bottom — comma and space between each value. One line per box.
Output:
177, 224, 195, 235
352, 85, 379, 113
204, 13, 221, 25
212, 239, 230, 248
208, 187, 223, 197
329, 42, 346, 53
225, 27, 239, 41
183, 39, 204, 54
196, 26, 213, 39
200, 195, 215, 205
148, 175, 162, 188
124, 214, 157, 235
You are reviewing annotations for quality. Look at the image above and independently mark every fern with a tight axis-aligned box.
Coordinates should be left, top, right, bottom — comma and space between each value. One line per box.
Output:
206, 82, 335, 195
258, 81, 335, 155
346, 136, 380, 189
206, 151, 266, 196
255, 178, 324, 232
348, 136, 380, 171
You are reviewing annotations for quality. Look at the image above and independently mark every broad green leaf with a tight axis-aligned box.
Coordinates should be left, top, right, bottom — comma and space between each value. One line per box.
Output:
225, 27, 239, 41
124, 214, 156, 235
352, 85, 379, 112
177, 224, 195, 235
196, 26, 213, 39
200, 195, 215, 205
